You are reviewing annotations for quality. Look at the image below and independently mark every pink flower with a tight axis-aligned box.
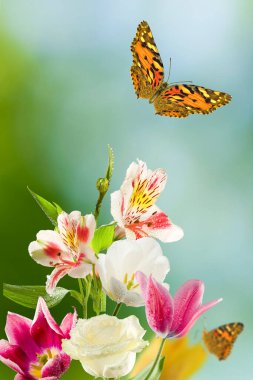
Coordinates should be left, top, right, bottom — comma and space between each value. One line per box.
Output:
29, 211, 96, 294
136, 272, 222, 338
111, 160, 183, 242
0, 297, 77, 380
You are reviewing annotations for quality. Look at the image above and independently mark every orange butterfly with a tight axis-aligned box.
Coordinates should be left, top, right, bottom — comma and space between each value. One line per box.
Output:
203, 322, 244, 360
131, 21, 232, 118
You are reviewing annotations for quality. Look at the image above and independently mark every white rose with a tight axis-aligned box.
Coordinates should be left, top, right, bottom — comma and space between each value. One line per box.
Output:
62, 314, 148, 378
96, 237, 170, 306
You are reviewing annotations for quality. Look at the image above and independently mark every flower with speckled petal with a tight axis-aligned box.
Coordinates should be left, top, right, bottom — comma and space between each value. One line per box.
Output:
28, 211, 96, 294
111, 159, 183, 242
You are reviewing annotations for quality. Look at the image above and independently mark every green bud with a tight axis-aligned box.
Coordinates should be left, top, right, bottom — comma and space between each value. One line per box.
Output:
96, 177, 109, 193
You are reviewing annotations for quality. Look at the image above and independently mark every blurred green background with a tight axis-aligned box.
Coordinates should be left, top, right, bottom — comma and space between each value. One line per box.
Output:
1, 0, 252, 378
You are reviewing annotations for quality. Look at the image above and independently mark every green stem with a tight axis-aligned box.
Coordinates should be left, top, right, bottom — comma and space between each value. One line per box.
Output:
94, 191, 106, 222
112, 302, 122, 316
144, 338, 166, 380
78, 278, 86, 318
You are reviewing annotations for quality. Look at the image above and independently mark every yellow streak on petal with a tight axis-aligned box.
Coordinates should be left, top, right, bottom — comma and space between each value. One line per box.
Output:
130, 336, 207, 380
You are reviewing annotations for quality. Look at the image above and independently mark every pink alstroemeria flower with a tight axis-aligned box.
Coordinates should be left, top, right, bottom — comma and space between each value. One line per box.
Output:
136, 272, 222, 338
0, 297, 77, 380
29, 211, 96, 294
111, 160, 183, 242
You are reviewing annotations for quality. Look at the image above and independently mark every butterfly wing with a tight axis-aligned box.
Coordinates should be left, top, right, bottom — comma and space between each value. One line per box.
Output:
131, 20, 164, 99
203, 322, 244, 360
154, 84, 232, 117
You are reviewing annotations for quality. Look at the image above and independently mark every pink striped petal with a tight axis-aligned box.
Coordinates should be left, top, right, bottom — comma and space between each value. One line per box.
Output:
170, 279, 204, 334
31, 297, 63, 349
172, 298, 223, 338
46, 266, 71, 295
60, 310, 77, 339
138, 274, 174, 337
14, 375, 31, 380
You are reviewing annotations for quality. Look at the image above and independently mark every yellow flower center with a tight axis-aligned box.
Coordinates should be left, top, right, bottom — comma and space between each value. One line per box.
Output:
30, 348, 57, 379
124, 273, 139, 290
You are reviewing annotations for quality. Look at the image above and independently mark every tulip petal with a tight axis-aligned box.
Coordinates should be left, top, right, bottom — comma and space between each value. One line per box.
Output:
173, 298, 223, 338
31, 297, 63, 349
140, 275, 174, 337
170, 280, 204, 335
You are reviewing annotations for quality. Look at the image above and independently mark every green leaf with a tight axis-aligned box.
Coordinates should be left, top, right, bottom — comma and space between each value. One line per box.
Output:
91, 223, 115, 254
106, 145, 114, 183
130, 356, 165, 380
27, 187, 62, 226
3, 284, 69, 309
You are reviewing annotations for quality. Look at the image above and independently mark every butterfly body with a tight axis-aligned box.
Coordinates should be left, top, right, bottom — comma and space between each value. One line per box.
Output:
203, 322, 244, 360
131, 21, 232, 118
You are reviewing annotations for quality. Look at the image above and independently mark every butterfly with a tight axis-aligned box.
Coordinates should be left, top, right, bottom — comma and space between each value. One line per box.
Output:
131, 21, 232, 118
202, 322, 244, 360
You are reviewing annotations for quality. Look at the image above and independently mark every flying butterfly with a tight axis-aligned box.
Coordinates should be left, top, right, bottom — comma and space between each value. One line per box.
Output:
131, 21, 232, 118
203, 322, 244, 360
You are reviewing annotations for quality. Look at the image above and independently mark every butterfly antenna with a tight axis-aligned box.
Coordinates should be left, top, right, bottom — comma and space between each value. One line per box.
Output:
169, 80, 193, 85
165, 57, 172, 84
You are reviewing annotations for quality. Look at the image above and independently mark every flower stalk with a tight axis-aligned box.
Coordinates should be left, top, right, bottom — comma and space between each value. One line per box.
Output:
144, 337, 166, 380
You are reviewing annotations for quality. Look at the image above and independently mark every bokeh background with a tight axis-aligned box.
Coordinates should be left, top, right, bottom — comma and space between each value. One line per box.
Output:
1, 0, 252, 378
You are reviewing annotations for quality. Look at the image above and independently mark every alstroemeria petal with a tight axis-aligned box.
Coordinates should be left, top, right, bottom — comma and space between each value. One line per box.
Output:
110, 190, 124, 226
28, 230, 67, 267
173, 298, 223, 338
41, 352, 71, 378
170, 280, 205, 334
140, 275, 174, 337
57, 211, 81, 247
60, 310, 77, 339
78, 214, 96, 245
5, 313, 39, 360
46, 266, 71, 295
31, 297, 63, 349
0, 340, 28, 375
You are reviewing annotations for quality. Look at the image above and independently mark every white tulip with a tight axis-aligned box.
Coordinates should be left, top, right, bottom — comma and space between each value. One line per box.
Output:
96, 237, 170, 306
62, 314, 148, 379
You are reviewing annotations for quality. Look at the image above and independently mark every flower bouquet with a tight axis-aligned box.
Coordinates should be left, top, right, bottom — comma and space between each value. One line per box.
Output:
1, 147, 225, 380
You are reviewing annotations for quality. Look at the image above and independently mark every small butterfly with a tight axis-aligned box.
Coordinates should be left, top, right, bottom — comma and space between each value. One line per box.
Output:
203, 322, 244, 360
131, 21, 232, 118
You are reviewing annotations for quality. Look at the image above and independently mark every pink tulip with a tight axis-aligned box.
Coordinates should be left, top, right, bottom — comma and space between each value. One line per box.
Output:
0, 297, 77, 380
136, 272, 222, 338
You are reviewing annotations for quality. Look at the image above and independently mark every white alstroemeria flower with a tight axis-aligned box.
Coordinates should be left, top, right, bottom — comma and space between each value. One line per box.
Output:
96, 237, 170, 306
28, 211, 96, 294
62, 314, 147, 379
111, 159, 184, 242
